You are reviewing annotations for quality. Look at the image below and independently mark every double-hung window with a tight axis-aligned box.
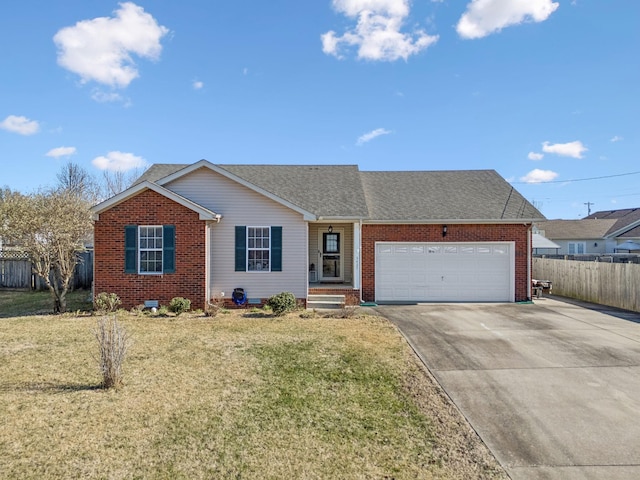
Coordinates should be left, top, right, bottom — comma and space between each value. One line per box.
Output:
247, 227, 270, 271
125, 225, 175, 274
235, 226, 282, 272
139, 226, 163, 273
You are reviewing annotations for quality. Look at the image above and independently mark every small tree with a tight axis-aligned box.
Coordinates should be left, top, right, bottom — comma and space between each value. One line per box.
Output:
94, 316, 130, 389
0, 188, 93, 313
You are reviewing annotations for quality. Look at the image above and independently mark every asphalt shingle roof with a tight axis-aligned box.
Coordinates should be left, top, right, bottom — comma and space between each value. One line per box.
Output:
134, 163, 543, 221
360, 170, 542, 221
218, 165, 369, 218
585, 208, 640, 236
535, 219, 618, 240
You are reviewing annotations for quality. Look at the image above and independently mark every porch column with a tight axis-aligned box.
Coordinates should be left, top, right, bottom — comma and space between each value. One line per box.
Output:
353, 221, 361, 290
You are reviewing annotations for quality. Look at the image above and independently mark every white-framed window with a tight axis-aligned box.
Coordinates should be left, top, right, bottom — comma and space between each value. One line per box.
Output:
247, 227, 270, 271
568, 242, 585, 254
139, 226, 163, 273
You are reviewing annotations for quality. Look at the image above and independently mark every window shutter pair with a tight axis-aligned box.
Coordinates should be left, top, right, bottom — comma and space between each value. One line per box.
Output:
124, 225, 175, 274
235, 226, 282, 272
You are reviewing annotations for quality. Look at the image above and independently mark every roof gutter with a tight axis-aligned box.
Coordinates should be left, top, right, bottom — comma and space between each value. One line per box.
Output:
362, 218, 543, 225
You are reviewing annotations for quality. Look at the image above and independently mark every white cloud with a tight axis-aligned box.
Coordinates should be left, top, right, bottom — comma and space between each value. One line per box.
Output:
322, 0, 439, 61
92, 151, 147, 172
193, 80, 204, 90
0, 115, 40, 135
356, 127, 391, 145
54, 2, 169, 88
520, 169, 558, 184
610, 135, 623, 142
91, 89, 125, 103
456, 0, 559, 39
542, 140, 587, 159
46, 146, 77, 158
528, 152, 544, 161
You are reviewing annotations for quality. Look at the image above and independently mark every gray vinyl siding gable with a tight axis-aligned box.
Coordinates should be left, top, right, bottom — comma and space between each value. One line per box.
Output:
166, 168, 307, 300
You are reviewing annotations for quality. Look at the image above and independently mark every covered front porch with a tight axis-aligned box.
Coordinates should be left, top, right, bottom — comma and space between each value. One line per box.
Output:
308, 222, 361, 306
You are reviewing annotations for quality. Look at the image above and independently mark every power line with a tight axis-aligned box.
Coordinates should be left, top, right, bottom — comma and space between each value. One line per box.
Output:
513, 170, 640, 185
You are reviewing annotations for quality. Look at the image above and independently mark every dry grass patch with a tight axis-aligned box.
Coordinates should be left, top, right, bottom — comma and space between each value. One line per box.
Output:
0, 301, 506, 479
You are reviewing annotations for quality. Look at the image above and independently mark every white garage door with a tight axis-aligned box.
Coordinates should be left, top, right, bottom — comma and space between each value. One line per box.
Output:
376, 242, 514, 302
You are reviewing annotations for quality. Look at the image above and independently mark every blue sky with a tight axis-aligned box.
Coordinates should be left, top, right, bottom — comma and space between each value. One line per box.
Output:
1, 0, 637, 219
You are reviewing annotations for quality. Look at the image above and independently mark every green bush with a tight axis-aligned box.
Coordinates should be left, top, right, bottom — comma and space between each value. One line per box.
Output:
94, 292, 121, 313
266, 292, 297, 316
169, 297, 191, 316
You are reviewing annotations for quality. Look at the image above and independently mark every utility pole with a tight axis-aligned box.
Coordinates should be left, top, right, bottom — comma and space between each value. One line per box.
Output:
584, 202, 594, 216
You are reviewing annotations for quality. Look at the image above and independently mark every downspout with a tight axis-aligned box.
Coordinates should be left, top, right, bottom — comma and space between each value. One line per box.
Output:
358, 218, 364, 305
527, 224, 532, 301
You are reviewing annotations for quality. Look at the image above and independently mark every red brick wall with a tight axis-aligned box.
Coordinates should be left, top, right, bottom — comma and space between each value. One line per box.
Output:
94, 189, 207, 311
361, 224, 531, 302
309, 288, 361, 306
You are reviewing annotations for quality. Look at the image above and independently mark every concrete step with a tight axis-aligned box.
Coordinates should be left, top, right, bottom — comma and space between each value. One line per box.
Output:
307, 294, 345, 309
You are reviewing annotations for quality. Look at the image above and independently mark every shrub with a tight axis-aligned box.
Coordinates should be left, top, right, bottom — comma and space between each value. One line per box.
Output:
169, 297, 191, 316
205, 298, 224, 318
299, 309, 317, 319
333, 307, 358, 319
94, 316, 130, 389
266, 292, 297, 316
94, 292, 121, 313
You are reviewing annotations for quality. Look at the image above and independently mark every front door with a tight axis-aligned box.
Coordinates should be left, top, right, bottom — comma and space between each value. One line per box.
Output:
319, 228, 343, 282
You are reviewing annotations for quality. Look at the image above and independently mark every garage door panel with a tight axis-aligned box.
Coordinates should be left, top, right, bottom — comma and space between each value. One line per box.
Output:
376, 242, 513, 302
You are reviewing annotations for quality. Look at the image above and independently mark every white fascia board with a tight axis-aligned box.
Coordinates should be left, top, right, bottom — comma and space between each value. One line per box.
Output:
156, 159, 316, 221
91, 181, 220, 221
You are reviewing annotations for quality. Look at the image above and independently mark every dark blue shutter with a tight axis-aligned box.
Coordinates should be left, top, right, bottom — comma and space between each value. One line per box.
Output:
271, 226, 282, 272
163, 225, 175, 273
124, 226, 137, 273
235, 226, 246, 272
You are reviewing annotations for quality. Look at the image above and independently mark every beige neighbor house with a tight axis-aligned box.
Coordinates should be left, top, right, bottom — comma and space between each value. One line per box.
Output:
536, 208, 640, 255
91, 160, 544, 310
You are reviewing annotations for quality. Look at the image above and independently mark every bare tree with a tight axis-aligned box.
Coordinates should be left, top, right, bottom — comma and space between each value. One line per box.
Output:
101, 168, 142, 198
0, 188, 93, 313
56, 161, 100, 203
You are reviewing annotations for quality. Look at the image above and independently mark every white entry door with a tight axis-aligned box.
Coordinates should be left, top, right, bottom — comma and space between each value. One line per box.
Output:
375, 242, 514, 302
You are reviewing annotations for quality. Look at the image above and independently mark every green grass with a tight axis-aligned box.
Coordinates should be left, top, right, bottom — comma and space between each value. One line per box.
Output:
0, 289, 92, 317
0, 292, 506, 479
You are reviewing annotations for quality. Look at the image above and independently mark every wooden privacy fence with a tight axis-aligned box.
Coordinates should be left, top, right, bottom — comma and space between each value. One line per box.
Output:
533, 257, 640, 313
0, 250, 93, 290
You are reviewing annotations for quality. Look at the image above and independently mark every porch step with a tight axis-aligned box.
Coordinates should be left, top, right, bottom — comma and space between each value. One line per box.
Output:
307, 294, 345, 310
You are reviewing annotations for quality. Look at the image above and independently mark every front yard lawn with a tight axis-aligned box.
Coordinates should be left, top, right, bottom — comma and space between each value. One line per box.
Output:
0, 291, 506, 479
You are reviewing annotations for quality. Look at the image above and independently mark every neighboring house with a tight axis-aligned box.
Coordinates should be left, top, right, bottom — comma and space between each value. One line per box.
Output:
585, 208, 640, 249
91, 160, 544, 310
536, 208, 640, 255
534, 219, 618, 255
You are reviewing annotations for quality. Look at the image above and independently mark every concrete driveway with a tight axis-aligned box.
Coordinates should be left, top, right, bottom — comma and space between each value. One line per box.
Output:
377, 298, 640, 480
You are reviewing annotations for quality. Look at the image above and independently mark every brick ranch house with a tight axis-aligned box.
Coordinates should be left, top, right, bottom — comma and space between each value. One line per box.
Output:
91, 160, 544, 310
